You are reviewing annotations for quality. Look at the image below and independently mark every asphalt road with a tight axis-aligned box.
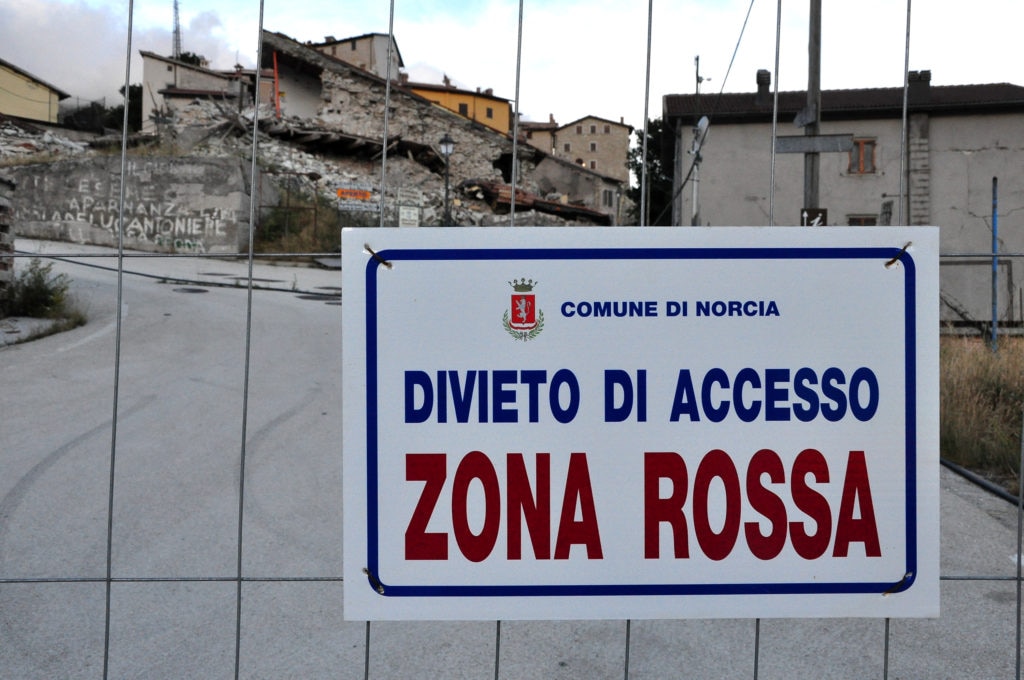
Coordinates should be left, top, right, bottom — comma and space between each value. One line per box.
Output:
2, 239, 1024, 679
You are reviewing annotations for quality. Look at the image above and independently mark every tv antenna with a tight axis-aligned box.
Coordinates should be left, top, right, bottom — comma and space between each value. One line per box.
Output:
172, 0, 182, 59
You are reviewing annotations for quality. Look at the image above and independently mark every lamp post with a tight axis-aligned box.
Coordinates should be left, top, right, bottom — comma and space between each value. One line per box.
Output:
439, 133, 455, 225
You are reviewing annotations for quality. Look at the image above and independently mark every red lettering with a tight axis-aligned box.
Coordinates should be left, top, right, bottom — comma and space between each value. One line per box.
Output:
833, 450, 881, 557
692, 449, 741, 561
506, 453, 551, 559
744, 448, 788, 560
405, 453, 448, 560
644, 452, 689, 558
789, 448, 832, 559
452, 451, 501, 562
554, 453, 603, 559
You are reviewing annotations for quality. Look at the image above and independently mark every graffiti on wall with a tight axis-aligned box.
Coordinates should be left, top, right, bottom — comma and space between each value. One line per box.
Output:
11, 160, 243, 253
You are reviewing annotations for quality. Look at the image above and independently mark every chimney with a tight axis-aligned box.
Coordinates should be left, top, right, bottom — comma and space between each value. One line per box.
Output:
324, 35, 336, 43
756, 69, 771, 106
909, 70, 932, 104
549, 113, 555, 124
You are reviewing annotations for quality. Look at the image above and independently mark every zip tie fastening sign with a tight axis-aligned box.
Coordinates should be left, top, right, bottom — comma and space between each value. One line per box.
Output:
365, 243, 393, 270
363, 567, 385, 594
885, 242, 912, 269
882, 572, 914, 596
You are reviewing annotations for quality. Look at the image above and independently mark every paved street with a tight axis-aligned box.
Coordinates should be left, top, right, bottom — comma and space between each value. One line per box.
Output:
2, 239, 1024, 678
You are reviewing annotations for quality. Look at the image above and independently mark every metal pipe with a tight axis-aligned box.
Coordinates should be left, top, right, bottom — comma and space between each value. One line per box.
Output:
898, 0, 912, 226
993, 176, 999, 351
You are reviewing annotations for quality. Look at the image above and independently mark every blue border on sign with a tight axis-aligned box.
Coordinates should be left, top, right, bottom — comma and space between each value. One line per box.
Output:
363, 247, 918, 597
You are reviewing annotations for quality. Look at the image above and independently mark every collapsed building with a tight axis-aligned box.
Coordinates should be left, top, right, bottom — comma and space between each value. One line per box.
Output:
1, 30, 631, 255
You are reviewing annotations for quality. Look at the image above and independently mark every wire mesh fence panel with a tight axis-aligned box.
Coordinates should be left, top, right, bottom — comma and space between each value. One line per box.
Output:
2, 1, 1024, 679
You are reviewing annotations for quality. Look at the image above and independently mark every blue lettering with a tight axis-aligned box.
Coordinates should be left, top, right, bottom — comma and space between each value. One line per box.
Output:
669, 370, 699, 422
405, 371, 433, 423
550, 369, 581, 423
492, 370, 519, 423
849, 367, 880, 421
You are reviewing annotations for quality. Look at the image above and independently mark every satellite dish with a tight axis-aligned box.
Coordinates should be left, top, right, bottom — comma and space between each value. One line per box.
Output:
691, 116, 710, 154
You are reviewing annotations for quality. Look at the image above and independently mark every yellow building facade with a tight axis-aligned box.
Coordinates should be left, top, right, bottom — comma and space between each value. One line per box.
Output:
0, 58, 68, 124
406, 81, 512, 134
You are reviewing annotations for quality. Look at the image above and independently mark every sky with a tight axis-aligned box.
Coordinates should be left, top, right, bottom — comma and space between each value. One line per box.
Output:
3, 0, 1024, 132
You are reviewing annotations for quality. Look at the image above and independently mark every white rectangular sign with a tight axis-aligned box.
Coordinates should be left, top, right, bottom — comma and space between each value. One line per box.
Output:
342, 226, 939, 621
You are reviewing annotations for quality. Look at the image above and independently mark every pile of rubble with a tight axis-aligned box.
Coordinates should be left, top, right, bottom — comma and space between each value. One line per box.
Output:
0, 117, 90, 160
0, 103, 598, 228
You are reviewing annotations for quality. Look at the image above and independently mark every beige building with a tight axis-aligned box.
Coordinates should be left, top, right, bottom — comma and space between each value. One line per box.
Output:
0, 57, 69, 124
309, 33, 403, 82
663, 70, 1024, 330
140, 52, 251, 133
526, 115, 633, 185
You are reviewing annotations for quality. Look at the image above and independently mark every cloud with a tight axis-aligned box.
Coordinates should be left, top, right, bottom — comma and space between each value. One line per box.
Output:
3, 0, 1023, 130
0, 0, 253, 105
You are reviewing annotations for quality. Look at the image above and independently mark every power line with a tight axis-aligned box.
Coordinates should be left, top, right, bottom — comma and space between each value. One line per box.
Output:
654, 0, 758, 226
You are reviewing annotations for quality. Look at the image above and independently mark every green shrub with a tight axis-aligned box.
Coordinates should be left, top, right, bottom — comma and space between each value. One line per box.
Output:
1, 258, 71, 318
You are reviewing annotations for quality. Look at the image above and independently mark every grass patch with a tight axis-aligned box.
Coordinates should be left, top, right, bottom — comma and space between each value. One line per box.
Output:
1, 258, 87, 340
941, 336, 1024, 493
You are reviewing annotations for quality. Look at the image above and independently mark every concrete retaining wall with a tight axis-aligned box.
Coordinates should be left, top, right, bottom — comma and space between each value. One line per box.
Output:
6, 156, 250, 254
0, 175, 13, 288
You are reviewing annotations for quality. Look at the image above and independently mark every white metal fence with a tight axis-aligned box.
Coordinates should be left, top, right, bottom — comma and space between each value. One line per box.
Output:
4, 1, 1024, 678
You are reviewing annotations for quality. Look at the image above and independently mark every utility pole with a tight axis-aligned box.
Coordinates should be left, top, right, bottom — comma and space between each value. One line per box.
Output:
691, 56, 708, 226
804, 0, 822, 211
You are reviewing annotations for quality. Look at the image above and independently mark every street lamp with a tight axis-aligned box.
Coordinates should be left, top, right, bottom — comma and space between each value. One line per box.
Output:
439, 133, 455, 226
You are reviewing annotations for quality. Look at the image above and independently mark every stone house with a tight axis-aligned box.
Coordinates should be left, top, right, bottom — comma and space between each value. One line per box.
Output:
548, 115, 633, 185
308, 33, 404, 82
663, 70, 1024, 329
262, 30, 626, 224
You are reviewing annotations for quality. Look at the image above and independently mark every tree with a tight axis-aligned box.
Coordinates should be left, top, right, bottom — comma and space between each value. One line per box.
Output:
102, 84, 143, 132
626, 118, 674, 226
176, 52, 206, 67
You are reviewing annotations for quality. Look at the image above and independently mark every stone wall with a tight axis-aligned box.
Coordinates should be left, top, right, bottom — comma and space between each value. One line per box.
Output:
5, 156, 250, 254
0, 175, 13, 289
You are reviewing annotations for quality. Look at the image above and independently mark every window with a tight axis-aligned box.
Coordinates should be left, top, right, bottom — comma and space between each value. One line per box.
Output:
590, 142, 598, 152
603, 190, 616, 208
604, 125, 611, 134
849, 138, 876, 174
486, 107, 493, 119
576, 125, 582, 134
848, 215, 878, 226
590, 124, 597, 134
564, 143, 571, 153
590, 161, 597, 170
458, 103, 469, 116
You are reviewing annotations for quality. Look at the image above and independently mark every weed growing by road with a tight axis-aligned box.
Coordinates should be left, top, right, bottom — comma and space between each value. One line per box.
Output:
941, 336, 1024, 493
0, 258, 86, 335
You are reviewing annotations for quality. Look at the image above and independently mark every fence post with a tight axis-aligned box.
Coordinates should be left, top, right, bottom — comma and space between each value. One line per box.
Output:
992, 176, 999, 351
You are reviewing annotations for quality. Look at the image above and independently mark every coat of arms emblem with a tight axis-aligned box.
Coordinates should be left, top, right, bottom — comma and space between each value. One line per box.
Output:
503, 278, 544, 341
